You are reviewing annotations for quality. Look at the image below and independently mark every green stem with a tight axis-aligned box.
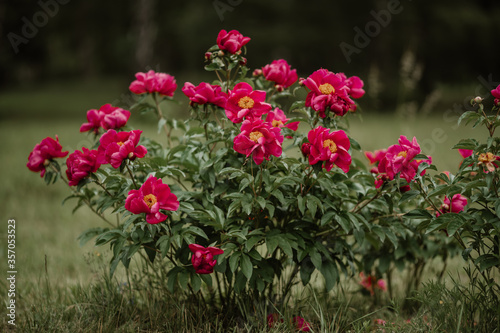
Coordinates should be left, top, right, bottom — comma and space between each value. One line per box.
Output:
125, 163, 138, 189
153, 93, 172, 146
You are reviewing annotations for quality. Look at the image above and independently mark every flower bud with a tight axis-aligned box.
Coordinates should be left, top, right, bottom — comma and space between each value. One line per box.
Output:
275, 84, 284, 92
252, 69, 263, 77
217, 50, 225, 57
239, 57, 247, 66
204, 52, 212, 61
298, 77, 306, 86
494, 98, 500, 107
473, 96, 483, 104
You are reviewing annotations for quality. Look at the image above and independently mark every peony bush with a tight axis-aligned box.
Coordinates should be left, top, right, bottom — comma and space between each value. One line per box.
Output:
28, 29, 499, 326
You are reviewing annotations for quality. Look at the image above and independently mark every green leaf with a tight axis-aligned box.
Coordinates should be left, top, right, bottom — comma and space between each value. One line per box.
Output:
229, 251, 241, 273
266, 234, 279, 254
240, 254, 253, 280
399, 190, 420, 203
277, 236, 293, 258
297, 195, 305, 215
319, 261, 338, 291
404, 209, 433, 219
191, 273, 202, 293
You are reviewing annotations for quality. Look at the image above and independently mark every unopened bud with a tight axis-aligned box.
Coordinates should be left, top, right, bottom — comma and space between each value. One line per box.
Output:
298, 77, 306, 86
204, 52, 212, 61
217, 50, 225, 57
275, 84, 284, 92
473, 96, 483, 104
494, 98, 500, 107
252, 69, 262, 77
239, 57, 247, 66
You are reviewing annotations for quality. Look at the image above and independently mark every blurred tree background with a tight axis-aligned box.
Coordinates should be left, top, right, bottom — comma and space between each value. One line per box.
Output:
1, 0, 500, 115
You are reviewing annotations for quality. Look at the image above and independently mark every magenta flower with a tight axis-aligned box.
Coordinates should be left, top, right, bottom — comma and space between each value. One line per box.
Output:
437, 193, 468, 217
267, 313, 284, 328
181, 82, 228, 108
97, 129, 147, 168
233, 119, 284, 165
65, 147, 101, 186
459, 149, 473, 159
359, 272, 387, 296
188, 244, 224, 274
307, 126, 351, 173
302, 69, 353, 117
80, 104, 131, 134
216, 29, 251, 54
265, 108, 299, 132
125, 176, 179, 224
491, 84, 500, 99
129, 70, 177, 97
345, 75, 365, 99
378, 136, 421, 183
292, 316, 312, 332
27, 135, 69, 177
225, 82, 272, 123
261, 59, 298, 91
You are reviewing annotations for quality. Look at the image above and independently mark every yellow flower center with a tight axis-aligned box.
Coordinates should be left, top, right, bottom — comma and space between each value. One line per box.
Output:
319, 83, 335, 95
117, 141, 125, 146
478, 152, 495, 163
143, 194, 157, 209
323, 139, 337, 153
249, 131, 264, 143
397, 151, 407, 158
271, 120, 283, 127
238, 96, 255, 109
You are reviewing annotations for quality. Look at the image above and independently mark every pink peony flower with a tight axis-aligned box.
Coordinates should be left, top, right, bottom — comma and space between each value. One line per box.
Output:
80, 104, 131, 134
27, 135, 69, 177
345, 75, 365, 99
359, 272, 387, 296
306, 126, 351, 173
216, 29, 251, 54
97, 129, 147, 168
491, 84, 500, 99
302, 69, 354, 117
188, 244, 224, 274
65, 147, 100, 186
182, 82, 228, 108
267, 313, 284, 328
458, 149, 473, 158
225, 82, 272, 123
261, 59, 298, 90
265, 108, 299, 132
365, 149, 387, 165
437, 193, 468, 217
233, 119, 284, 165
125, 176, 179, 224
129, 70, 177, 97
292, 316, 311, 332
378, 136, 421, 183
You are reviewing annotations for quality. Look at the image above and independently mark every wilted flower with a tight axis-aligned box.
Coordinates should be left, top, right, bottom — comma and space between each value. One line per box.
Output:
477, 152, 499, 173
79, 104, 130, 134
97, 129, 147, 168
261, 59, 298, 90
182, 82, 228, 108
225, 82, 272, 123
306, 126, 351, 173
65, 147, 100, 186
27, 135, 69, 177
216, 29, 251, 54
188, 244, 224, 274
267, 313, 284, 328
125, 176, 179, 224
233, 119, 283, 165
129, 70, 177, 97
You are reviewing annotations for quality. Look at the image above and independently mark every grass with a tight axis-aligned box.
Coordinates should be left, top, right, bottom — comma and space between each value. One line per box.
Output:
0, 80, 497, 332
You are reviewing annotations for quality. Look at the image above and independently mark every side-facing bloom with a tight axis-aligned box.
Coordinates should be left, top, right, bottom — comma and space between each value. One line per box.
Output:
80, 104, 131, 134
491, 84, 500, 106
225, 82, 272, 123
188, 244, 224, 274
97, 129, 147, 168
182, 82, 227, 108
216, 29, 251, 54
65, 147, 100, 186
302, 69, 353, 117
458, 149, 473, 159
27, 135, 69, 177
125, 176, 179, 224
306, 126, 351, 172
265, 108, 299, 132
129, 70, 177, 97
233, 119, 284, 165
261, 59, 298, 91
345, 75, 365, 99
436, 193, 468, 217
477, 152, 500, 173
